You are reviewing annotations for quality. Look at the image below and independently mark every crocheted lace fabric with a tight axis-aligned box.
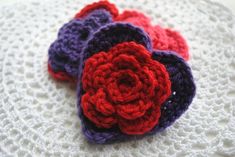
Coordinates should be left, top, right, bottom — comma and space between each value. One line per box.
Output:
0, 0, 235, 156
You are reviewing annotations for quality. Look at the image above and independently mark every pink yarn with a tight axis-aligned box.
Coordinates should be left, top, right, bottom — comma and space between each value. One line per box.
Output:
115, 10, 189, 60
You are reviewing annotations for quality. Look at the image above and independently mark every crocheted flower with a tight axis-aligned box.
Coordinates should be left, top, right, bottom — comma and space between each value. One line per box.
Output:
48, 6, 116, 81
77, 23, 196, 143
115, 10, 189, 60
47, 0, 195, 144
48, 2, 190, 83
81, 42, 171, 134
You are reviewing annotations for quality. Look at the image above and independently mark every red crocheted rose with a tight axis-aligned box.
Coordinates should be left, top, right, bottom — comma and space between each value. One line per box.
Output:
81, 42, 171, 135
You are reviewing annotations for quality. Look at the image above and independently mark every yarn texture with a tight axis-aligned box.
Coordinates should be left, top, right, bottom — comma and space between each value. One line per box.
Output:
115, 10, 189, 60
48, 9, 113, 81
81, 42, 171, 134
48, 3, 190, 82
76, 22, 195, 143
47, 0, 196, 143
1, 0, 235, 156
75, 0, 119, 18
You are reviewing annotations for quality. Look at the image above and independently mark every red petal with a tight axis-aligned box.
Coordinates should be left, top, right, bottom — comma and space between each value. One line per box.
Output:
75, 0, 119, 18
147, 60, 171, 105
112, 54, 141, 71
118, 105, 161, 135
81, 92, 116, 128
47, 64, 76, 83
115, 10, 151, 23
82, 52, 109, 91
91, 89, 115, 116
152, 26, 169, 50
116, 100, 153, 120
165, 29, 189, 60
108, 41, 151, 65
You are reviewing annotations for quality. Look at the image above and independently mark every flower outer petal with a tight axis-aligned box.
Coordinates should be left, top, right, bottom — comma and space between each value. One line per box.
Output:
75, 0, 119, 18
81, 91, 117, 128
118, 105, 161, 135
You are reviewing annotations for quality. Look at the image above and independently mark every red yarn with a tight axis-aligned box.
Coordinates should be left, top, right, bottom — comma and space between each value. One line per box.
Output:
115, 10, 151, 23
164, 28, 189, 60
75, 0, 119, 18
47, 64, 76, 83
81, 42, 171, 135
115, 10, 189, 60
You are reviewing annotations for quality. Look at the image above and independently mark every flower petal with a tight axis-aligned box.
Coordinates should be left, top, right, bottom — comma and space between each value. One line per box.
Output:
108, 41, 151, 65
115, 10, 189, 60
116, 100, 153, 120
75, 1, 119, 18
47, 64, 76, 82
48, 9, 112, 80
79, 110, 125, 143
115, 10, 151, 23
116, 11, 169, 51
115, 10, 168, 50
165, 29, 189, 60
82, 23, 152, 62
146, 59, 171, 105
92, 89, 115, 116
81, 91, 117, 128
151, 51, 196, 132
118, 105, 161, 135
152, 26, 169, 50
82, 52, 110, 91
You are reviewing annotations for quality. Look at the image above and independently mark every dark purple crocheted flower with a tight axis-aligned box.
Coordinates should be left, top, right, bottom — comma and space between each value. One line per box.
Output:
48, 9, 113, 78
76, 23, 196, 143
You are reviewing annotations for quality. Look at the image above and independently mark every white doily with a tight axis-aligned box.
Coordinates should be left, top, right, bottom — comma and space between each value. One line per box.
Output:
0, 0, 235, 156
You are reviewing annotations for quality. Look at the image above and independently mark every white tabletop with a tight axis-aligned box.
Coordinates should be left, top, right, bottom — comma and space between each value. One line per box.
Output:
214, 0, 235, 12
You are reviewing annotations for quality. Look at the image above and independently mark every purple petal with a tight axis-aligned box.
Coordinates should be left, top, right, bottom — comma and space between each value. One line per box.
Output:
81, 22, 152, 62
150, 51, 196, 133
76, 41, 195, 144
48, 9, 112, 77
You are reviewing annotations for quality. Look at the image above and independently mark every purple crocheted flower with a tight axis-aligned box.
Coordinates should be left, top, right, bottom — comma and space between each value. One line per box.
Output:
48, 9, 113, 78
76, 23, 196, 143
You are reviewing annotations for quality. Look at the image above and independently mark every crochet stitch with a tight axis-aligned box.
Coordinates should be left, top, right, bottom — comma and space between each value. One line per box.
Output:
75, 0, 119, 18
76, 22, 195, 143
48, 9, 112, 81
47, 0, 196, 144
115, 10, 189, 60
77, 50, 195, 144
82, 22, 152, 62
48, 4, 190, 83
81, 42, 171, 134
150, 51, 196, 132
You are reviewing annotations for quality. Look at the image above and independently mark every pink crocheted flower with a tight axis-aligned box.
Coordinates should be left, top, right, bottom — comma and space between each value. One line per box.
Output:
115, 10, 189, 60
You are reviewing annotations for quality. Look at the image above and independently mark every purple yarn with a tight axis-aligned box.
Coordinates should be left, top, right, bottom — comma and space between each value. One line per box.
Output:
47, 3, 196, 144
150, 51, 196, 133
76, 22, 154, 143
82, 22, 152, 62
48, 9, 112, 77
77, 49, 196, 143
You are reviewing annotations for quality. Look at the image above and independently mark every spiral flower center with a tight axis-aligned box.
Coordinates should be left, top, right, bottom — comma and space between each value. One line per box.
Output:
117, 73, 136, 92
106, 69, 142, 104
